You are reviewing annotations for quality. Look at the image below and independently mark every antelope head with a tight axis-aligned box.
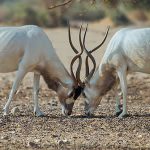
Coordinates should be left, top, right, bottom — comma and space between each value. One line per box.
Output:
82, 25, 110, 116
60, 23, 85, 115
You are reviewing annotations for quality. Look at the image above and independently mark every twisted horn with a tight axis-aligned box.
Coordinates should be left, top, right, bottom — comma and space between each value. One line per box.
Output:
68, 22, 84, 86
83, 26, 110, 80
75, 24, 84, 86
83, 24, 96, 81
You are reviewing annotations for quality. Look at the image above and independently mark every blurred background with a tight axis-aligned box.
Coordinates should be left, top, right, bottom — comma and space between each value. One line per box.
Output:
0, 0, 150, 28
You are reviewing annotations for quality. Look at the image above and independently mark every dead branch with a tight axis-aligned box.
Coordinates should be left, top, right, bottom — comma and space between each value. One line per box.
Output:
48, 0, 73, 9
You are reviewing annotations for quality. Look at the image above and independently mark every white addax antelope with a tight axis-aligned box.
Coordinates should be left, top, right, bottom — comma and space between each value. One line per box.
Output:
82, 26, 150, 118
0, 25, 83, 116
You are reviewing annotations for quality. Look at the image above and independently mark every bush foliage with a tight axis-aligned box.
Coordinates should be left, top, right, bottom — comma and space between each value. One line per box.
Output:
0, 0, 149, 27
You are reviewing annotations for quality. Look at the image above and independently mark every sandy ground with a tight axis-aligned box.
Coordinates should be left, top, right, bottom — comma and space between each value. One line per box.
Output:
0, 22, 150, 150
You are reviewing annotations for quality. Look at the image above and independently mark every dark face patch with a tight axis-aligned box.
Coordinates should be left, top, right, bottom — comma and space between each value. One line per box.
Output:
73, 86, 83, 100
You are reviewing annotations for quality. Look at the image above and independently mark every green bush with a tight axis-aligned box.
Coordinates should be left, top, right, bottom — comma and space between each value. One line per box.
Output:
65, 1, 105, 21
0, 0, 106, 27
0, 0, 51, 27
110, 10, 131, 26
0, 0, 149, 27
123, 0, 150, 10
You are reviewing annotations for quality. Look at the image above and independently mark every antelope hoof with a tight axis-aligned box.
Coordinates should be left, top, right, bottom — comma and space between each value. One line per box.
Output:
3, 109, 9, 116
118, 112, 128, 119
3, 112, 9, 116
85, 111, 94, 118
34, 110, 45, 117
115, 110, 123, 117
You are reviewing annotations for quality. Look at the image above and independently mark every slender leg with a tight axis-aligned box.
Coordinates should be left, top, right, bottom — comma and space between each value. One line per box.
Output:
3, 68, 27, 116
117, 67, 128, 118
115, 91, 123, 116
113, 82, 122, 116
33, 73, 44, 117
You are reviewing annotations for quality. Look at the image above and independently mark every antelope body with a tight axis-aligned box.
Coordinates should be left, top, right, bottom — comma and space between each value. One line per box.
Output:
83, 27, 150, 118
1, 25, 81, 116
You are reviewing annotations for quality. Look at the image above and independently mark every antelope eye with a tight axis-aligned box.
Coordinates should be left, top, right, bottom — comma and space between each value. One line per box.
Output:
82, 92, 86, 98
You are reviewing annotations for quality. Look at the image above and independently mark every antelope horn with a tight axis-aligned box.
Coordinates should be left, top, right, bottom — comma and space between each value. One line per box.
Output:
90, 26, 110, 53
83, 24, 96, 81
75, 23, 84, 86
68, 22, 84, 87
68, 22, 78, 54
83, 26, 110, 80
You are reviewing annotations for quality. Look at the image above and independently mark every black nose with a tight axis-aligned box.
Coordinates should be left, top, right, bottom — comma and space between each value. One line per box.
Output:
67, 111, 72, 116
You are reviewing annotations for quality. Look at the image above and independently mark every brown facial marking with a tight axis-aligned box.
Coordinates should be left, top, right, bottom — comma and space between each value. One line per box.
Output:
38, 68, 60, 92
98, 67, 116, 96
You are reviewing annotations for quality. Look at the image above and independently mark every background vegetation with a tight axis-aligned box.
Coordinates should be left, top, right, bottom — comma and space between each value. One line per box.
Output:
0, 0, 150, 27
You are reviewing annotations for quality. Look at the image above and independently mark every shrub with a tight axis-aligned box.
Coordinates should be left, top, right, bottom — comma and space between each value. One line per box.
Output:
64, 1, 105, 21
0, 0, 106, 27
110, 10, 131, 26
0, 0, 51, 27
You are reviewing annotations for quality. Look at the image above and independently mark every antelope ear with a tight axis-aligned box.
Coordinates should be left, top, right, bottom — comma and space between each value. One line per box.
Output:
85, 80, 90, 88
73, 86, 83, 100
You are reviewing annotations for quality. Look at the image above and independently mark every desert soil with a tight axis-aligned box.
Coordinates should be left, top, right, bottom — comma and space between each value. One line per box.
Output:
0, 23, 150, 150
